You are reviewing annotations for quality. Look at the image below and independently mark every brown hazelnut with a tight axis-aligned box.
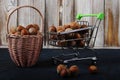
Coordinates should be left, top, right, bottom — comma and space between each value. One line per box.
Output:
69, 41, 76, 47
65, 28, 74, 39
33, 24, 39, 30
10, 27, 16, 34
60, 69, 68, 77
21, 29, 29, 35
16, 25, 25, 31
89, 65, 98, 73
49, 25, 56, 32
26, 24, 34, 30
56, 26, 65, 32
28, 27, 37, 35
56, 40, 67, 47
79, 40, 85, 47
14, 31, 21, 36
69, 22, 80, 29
63, 24, 70, 29
80, 24, 88, 34
65, 28, 72, 32
75, 33, 81, 39
49, 35, 57, 40
57, 64, 67, 74
69, 65, 80, 76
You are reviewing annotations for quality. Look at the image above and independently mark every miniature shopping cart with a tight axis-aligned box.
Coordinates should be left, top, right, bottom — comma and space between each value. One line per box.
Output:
48, 13, 104, 64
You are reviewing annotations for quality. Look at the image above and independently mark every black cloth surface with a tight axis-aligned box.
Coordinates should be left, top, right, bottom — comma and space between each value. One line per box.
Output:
0, 48, 120, 80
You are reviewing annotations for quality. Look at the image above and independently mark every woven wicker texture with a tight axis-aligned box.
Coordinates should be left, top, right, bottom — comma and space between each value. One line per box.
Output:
6, 5, 44, 67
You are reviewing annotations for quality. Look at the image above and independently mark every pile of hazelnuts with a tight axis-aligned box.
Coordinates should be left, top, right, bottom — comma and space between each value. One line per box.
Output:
49, 22, 88, 47
9, 24, 41, 36
57, 64, 80, 77
57, 64, 98, 77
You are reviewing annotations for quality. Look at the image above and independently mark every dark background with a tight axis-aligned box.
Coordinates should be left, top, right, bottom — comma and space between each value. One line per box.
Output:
0, 48, 120, 80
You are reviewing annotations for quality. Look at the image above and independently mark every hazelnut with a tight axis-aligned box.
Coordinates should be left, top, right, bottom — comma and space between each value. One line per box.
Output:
69, 65, 79, 76
21, 29, 29, 35
57, 64, 67, 74
49, 35, 57, 40
49, 25, 56, 32
10, 27, 16, 34
69, 22, 80, 29
56, 26, 65, 32
56, 40, 67, 47
80, 24, 88, 34
26, 24, 34, 30
89, 65, 98, 73
28, 27, 37, 35
63, 24, 70, 29
60, 69, 68, 77
14, 31, 21, 36
16, 25, 25, 31
79, 40, 85, 47
75, 33, 81, 39
33, 24, 39, 30
69, 41, 76, 47
65, 28, 74, 39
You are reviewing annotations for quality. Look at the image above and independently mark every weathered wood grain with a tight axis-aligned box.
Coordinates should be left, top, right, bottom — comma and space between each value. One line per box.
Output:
105, 0, 119, 46
62, 0, 74, 25
92, 0, 104, 47
0, 0, 120, 47
0, 0, 17, 45
45, 0, 59, 47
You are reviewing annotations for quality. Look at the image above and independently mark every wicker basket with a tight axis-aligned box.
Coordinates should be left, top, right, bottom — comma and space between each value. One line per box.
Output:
6, 5, 44, 67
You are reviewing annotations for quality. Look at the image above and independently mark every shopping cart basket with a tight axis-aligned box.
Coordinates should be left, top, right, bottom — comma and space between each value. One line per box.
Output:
48, 13, 104, 64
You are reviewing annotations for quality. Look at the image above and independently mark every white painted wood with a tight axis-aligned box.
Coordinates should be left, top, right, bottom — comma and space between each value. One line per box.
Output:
0, 0, 17, 46
62, 0, 74, 25
75, 0, 93, 23
92, 0, 104, 47
45, 0, 59, 48
18, 0, 32, 26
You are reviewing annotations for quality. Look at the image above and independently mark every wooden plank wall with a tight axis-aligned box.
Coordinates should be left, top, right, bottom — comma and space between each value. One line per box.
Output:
0, 0, 119, 47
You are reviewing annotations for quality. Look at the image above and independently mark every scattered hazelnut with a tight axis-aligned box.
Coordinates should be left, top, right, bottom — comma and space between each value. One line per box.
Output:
60, 69, 68, 77
89, 65, 98, 74
69, 65, 80, 76
57, 64, 67, 74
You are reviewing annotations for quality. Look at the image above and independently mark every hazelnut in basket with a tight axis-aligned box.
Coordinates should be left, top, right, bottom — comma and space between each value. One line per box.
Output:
63, 24, 70, 29
69, 22, 80, 29
16, 25, 25, 32
79, 24, 88, 35
65, 28, 74, 39
10, 26, 16, 34
26, 24, 39, 35
33, 24, 39, 30
21, 29, 29, 35
49, 25, 57, 32
57, 26, 65, 32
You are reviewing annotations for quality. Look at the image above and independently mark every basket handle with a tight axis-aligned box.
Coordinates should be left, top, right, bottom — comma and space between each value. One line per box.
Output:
6, 5, 44, 34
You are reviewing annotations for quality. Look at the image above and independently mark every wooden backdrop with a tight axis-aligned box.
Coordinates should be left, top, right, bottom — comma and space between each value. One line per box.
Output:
0, 0, 119, 47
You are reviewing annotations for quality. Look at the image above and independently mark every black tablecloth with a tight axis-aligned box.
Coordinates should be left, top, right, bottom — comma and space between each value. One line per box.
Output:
0, 48, 120, 80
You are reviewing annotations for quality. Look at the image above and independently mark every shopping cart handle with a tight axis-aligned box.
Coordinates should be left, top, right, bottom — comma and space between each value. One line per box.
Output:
76, 13, 104, 20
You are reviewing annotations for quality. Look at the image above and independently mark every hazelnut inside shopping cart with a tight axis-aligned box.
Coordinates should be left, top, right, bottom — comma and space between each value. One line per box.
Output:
48, 21, 88, 47
49, 25, 57, 32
